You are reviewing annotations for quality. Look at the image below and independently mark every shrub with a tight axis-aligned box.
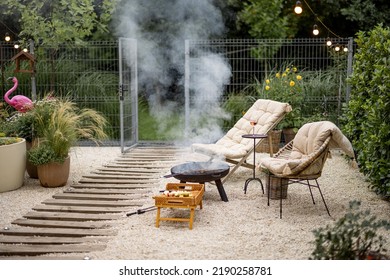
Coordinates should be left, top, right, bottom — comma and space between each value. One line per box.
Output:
343, 25, 390, 197
310, 200, 390, 260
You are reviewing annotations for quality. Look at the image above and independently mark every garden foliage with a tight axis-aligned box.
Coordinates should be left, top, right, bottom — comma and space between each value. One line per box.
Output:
310, 200, 390, 260
343, 25, 390, 197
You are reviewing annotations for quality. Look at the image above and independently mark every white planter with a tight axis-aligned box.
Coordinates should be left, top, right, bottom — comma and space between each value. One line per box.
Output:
0, 138, 26, 192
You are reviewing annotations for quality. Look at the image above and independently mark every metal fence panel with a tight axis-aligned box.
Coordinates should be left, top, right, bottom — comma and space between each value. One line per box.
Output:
186, 38, 353, 132
1, 41, 122, 144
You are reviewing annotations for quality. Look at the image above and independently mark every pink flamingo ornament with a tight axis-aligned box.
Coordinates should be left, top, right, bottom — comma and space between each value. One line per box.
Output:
4, 77, 34, 112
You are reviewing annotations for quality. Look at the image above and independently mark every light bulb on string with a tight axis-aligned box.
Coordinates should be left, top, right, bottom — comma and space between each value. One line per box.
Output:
313, 24, 319, 36
14, 43, 19, 49
294, 1, 303, 14
334, 46, 340, 52
343, 46, 348, 52
326, 38, 332, 46
23, 47, 28, 52
5, 33, 11, 42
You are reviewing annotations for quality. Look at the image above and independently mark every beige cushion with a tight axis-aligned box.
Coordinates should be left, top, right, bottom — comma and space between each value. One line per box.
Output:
291, 121, 354, 159
191, 99, 292, 159
259, 121, 354, 176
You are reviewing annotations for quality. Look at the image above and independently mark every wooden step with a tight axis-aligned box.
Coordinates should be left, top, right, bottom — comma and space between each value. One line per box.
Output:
32, 204, 135, 213
97, 167, 160, 173
70, 183, 151, 189
0, 235, 108, 244
82, 174, 158, 180
78, 178, 158, 184
52, 192, 137, 201
12, 218, 112, 229
42, 199, 144, 207
64, 187, 150, 195
0, 227, 116, 237
0, 244, 107, 255
23, 211, 121, 221
91, 170, 160, 177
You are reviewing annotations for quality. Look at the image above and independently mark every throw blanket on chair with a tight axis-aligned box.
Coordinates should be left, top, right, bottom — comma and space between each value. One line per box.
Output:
259, 121, 356, 176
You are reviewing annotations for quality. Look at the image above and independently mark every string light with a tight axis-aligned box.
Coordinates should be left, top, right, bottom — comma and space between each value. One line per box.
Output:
326, 38, 332, 46
23, 47, 28, 52
294, 1, 303, 14
14, 43, 19, 49
313, 24, 319, 36
295, 0, 342, 40
343, 46, 348, 52
5, 32, 11, 42
334, 46, 340, 52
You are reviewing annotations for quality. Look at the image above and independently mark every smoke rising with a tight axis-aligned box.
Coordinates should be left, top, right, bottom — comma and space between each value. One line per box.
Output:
114, 0, 231, 143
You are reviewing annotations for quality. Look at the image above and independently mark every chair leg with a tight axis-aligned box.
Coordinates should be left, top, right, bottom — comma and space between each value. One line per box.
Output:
267, 174, 271, 206
314, 179, 331, 217
307, 179, 316, 205
279, 178, 283, 219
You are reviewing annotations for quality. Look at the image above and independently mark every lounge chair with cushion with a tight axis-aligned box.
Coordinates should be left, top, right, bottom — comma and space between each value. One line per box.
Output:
191, 99, 292, 183
258, 121, 356, 218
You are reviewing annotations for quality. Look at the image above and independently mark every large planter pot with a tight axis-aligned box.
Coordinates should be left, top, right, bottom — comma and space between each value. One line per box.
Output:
0, 138, 26, 192
37, 156, 70, 188
282, 127, 296, 144
266, 175, 288, 200
255, 129, 282, 153
26, 141, 38, 179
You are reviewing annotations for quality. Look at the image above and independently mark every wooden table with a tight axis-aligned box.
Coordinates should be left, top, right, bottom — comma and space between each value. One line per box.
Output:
153, 183, 204, 230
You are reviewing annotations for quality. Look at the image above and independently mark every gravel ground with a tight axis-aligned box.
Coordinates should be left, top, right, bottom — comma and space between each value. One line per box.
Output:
0, 146, 389, 260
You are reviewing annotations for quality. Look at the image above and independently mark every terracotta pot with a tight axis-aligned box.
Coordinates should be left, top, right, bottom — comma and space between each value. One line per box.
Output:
37, 156, 70, 188
26, 141, 38, 179
0, 138, 26, 192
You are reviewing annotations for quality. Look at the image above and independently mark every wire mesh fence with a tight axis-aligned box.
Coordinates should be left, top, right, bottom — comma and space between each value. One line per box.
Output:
188, 38, 353, 130
1, 38, 354, 143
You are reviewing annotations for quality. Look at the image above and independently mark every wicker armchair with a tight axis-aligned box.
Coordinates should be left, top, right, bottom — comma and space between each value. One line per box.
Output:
258, 121, 354, 218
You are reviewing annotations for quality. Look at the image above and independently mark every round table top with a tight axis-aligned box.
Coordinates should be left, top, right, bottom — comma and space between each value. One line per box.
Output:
241, 133, 268, 139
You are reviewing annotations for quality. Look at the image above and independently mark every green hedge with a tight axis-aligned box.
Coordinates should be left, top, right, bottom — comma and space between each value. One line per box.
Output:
344, 25, 390, 198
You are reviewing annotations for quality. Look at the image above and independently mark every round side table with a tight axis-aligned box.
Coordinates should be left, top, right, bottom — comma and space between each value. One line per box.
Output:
241, 134, 267, 194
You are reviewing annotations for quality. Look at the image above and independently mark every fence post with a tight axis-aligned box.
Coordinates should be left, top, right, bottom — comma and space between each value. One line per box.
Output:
184, 39, 190, 138
346, 37, 354, 103
29, 39, 37, 101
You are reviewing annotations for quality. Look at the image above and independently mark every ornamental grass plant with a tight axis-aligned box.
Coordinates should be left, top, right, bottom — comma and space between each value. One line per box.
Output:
26, 96, 108, 165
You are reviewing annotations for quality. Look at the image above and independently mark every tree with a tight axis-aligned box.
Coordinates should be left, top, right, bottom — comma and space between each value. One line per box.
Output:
228, 0, 297, 39
2, 0, 117, 47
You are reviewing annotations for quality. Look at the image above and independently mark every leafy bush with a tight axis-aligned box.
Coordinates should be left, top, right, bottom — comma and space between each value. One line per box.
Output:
343, 25, 390, 197
0, 137, 23, 146
310, 200, 390, 260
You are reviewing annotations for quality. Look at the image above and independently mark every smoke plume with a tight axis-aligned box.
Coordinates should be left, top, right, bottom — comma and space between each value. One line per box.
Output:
114, 0, 231, 143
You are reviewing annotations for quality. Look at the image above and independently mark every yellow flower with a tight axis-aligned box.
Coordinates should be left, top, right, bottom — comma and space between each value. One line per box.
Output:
285, 68, 290, 73
265, 79, 270, 84
275, 72, 281, 78
293, 67, 298, 72
296, 75, 302, 81
282, 73, 287, 77
265, 85, 270, 90
289, 81, 295, 87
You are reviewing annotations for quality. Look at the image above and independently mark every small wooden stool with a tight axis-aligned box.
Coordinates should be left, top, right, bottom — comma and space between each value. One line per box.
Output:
153, 183, 204, 230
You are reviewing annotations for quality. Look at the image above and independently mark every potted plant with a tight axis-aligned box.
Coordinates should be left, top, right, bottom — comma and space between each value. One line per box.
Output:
2, 110, 37, 177
0, 134, 26, 192
27, 97, 107, 187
